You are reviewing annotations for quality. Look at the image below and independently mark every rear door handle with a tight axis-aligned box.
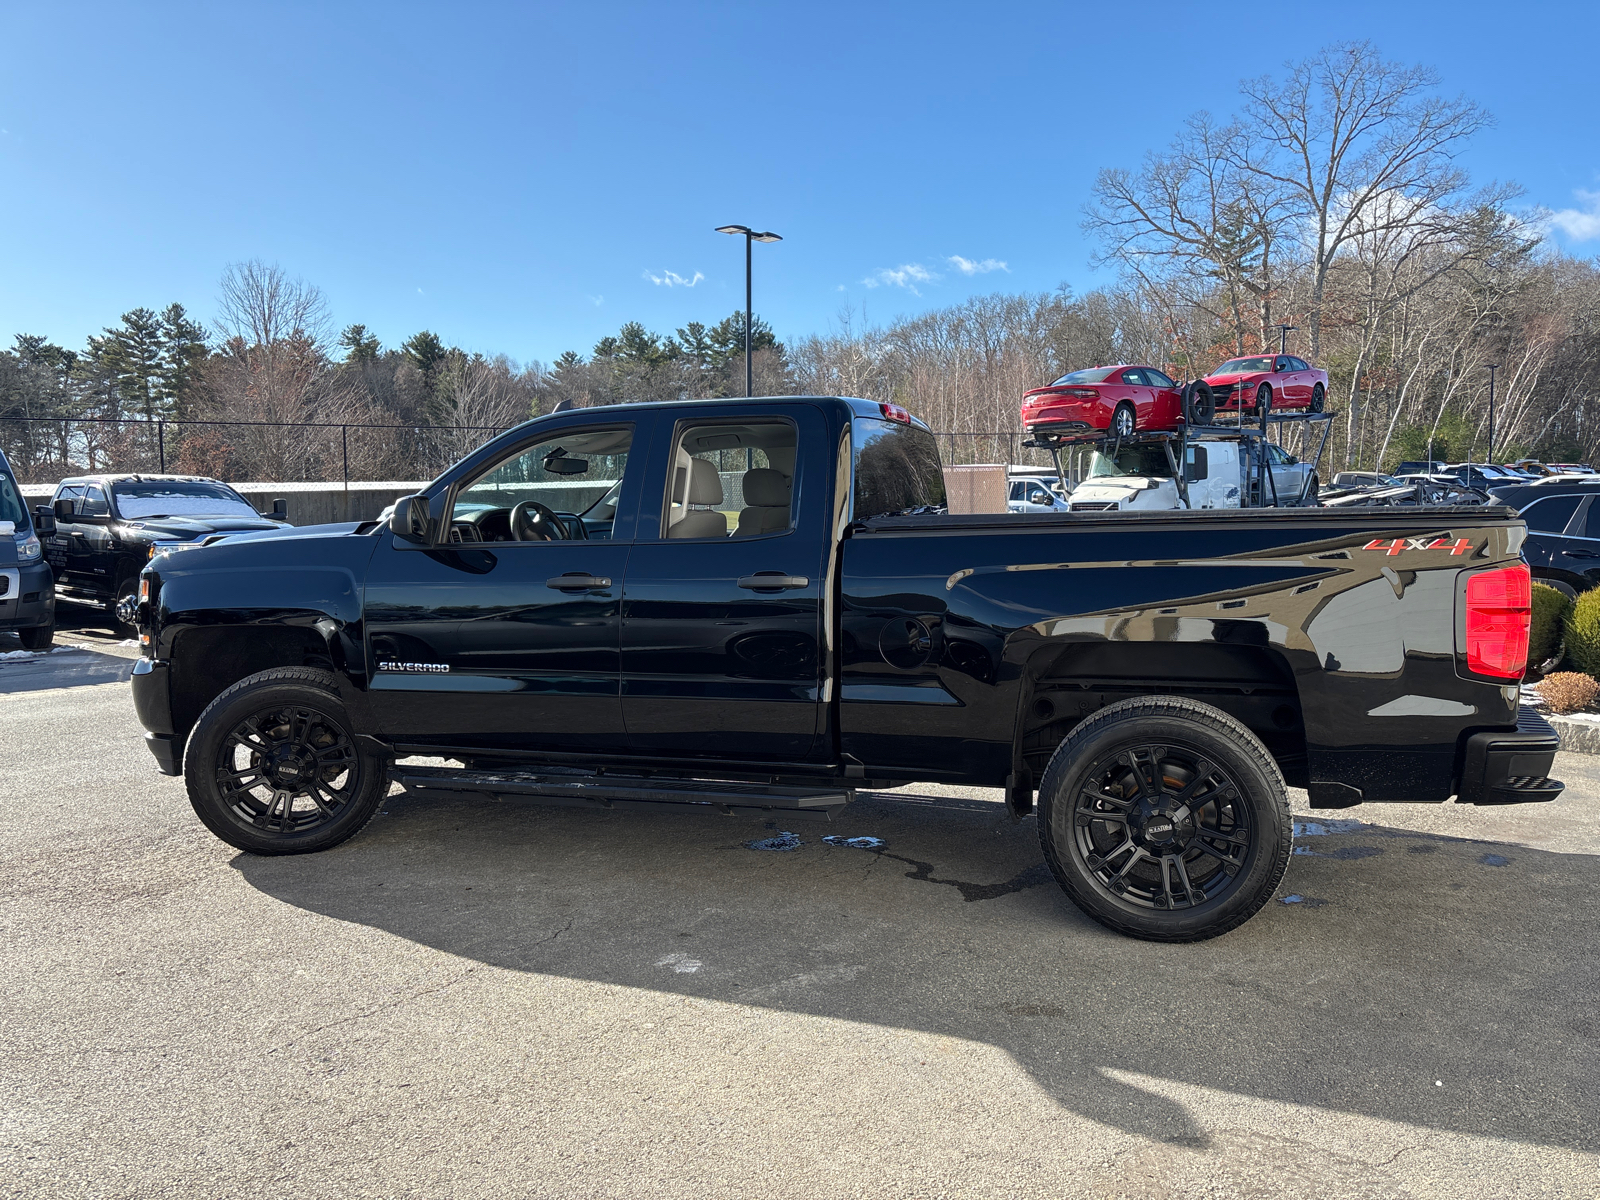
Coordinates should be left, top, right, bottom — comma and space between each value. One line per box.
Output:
546, 573, 612, 591
1564, 550, 1600, 560
737, 574, 809, 591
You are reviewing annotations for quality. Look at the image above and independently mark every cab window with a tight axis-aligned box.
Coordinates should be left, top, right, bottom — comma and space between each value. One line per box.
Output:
1524, 495, 1582, 535
662, 419, 797, 539
451, 426, 632, 542
1145, 368, 1175, 388
0, 465, 27, 527
81, 485, 109, 517
852, 417, 946, 520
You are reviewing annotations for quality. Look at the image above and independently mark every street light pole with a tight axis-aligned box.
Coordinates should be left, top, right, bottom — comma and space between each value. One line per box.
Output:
1274, 324, 1298, 355
1487, 363, 1500, 463
715, 224, 782, 397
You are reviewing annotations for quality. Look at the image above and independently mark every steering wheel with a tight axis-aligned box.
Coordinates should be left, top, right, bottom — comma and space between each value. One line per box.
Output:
509, 500, 569, 541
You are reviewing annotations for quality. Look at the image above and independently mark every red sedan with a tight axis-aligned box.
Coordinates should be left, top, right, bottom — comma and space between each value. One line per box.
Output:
1203, 354, 1327, 416
1020, 364, 1186, 437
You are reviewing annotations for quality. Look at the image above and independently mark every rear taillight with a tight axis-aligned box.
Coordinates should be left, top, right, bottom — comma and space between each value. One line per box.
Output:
880, 402, 910, 423
1464, 564, 1531, 678
1063, 387, 1097, 398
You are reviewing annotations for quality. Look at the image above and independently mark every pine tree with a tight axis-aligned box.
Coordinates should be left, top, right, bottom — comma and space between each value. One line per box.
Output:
402, 330, 447, 374
90, 308, 166, 422
339, 323, 382, 363
157, 303, 209, 419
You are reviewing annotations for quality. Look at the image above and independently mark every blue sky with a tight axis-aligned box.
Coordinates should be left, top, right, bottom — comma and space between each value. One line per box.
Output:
2, 0, 1596, 365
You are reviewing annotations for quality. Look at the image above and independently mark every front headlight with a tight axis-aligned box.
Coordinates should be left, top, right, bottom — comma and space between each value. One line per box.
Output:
16, 532, 41, 562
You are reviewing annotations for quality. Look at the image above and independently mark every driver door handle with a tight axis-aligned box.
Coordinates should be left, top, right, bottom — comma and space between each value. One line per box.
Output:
737, 574, 809, 591
546, 573, 611, 591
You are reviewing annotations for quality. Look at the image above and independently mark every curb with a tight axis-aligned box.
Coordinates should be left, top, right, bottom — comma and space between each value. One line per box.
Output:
1546, 713, 1600, 756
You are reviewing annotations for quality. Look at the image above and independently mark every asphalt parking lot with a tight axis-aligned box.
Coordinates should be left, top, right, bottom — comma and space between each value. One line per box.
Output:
4, 617, 1599, 1199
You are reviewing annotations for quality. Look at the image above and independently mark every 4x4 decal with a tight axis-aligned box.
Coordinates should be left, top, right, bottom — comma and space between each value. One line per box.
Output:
1362, 537, 1474, 556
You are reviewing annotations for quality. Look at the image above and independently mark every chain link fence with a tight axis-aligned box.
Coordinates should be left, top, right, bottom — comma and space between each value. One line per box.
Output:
2, 417, 1065, 488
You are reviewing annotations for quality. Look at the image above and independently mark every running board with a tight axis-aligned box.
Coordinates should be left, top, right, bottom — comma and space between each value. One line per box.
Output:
392, 766, 852, 822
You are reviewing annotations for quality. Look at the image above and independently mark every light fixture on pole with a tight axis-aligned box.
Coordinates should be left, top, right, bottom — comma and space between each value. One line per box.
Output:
1487, 363, 1500, 464
715, 224, 782, 397
1274, 324, 1298, 355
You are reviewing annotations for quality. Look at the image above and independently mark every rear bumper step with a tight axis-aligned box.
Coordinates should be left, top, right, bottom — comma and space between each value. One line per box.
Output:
1457, 709, 1564, 806
393, 766, 853, 822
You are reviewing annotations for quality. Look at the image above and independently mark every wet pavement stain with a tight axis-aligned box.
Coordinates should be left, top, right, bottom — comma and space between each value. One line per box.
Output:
1479, 853, 1512, 867
875, 851, 1053, 902
1279, 894, 1329, 908
746, 832, 804, 852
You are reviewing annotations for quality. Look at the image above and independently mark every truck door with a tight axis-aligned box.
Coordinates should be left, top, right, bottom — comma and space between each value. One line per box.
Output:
362, 420, 640, 755
74, 484, 116, 589
620, 404, 832, 762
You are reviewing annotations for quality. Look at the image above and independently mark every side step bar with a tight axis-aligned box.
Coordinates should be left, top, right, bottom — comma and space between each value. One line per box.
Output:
393, 766, 853, 822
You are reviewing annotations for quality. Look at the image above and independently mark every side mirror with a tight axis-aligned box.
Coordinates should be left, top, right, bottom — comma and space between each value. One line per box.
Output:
33, 505, 56, 536
269, 498, 288, 520
388, 494, 431, 543
53, 497, 75, 521
1286, 455, 1298, 465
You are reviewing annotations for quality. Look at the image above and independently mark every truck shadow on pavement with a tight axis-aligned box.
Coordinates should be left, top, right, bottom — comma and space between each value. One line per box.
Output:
234, 786, 1600, 1154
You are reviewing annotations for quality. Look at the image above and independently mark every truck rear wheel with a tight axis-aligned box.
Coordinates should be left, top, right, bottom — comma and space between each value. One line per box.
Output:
184, 667, 388, 856
1036, 696, 1292, 942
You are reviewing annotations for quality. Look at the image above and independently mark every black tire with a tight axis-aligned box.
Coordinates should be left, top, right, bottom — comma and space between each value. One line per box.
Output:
1036, 696, 1292, 942
18, 622, 54, 650
184, 666, 388, 856
1310, 383, 1325, 413
1110, 402, 1136, 438
1254, 384, 1273, 418
1304, 474, 1320, 505
107, 569, 138, 636
1183, 381, 1215, 426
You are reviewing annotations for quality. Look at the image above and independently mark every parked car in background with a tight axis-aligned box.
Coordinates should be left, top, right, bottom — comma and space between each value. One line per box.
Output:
1331, 471, 1403, 489
1021, 364, 1197, 437
1394, 460, 1448, 476
1443, 463, 1528, 491
1485, 478, 1600, 597
1546, 463, 1596, 475
1007, 475, 1070, 513
1202, 355, 1327, 416
47, 474, 287, 633
0, 446, 56, 649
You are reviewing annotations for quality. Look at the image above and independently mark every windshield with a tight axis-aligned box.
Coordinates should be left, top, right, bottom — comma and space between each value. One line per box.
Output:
1216, 358, 1275, 374
853, 417, 946, 519
111, 480, 259, 520
1088, 445, 1173, 479
0, 466, 27, 527
1050, 367, 1119, 385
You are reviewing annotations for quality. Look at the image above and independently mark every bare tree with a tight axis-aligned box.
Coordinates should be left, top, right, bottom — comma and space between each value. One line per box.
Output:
1240, 41, 1492, 358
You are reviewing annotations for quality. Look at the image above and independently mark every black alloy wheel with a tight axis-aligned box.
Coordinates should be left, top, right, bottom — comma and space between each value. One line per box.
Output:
1310, 383, 1325, 413
1037, 696, 1292, 941
1111, 403, 1136, 438
1254, 384, 1273, 418
185, 667, 387, 854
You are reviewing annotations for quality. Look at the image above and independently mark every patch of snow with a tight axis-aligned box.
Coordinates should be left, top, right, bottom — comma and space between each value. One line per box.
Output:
822, 835, 886, 850
747, 831, 804, 852
654, 952, 702, 974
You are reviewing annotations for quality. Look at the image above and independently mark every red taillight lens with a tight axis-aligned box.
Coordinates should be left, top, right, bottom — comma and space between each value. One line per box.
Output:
1464, 564, 1531, 678
880, 402, 910, 423
1063, 387, 1097, 398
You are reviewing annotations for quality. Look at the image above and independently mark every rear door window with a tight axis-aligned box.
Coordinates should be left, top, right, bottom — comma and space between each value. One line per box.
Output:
81, 485, 109, 517
852, 418, 947, 520
1524, 494, 1583, 534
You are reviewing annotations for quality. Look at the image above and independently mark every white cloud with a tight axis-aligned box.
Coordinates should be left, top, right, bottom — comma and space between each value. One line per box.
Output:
586, 294, 605, 307
863, 263, 938, 294
644, 269, 704, 288
947, 255, 1008, 275
1550, 189, 1600, 241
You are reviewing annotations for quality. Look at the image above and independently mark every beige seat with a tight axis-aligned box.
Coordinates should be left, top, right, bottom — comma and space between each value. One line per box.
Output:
669, 458, 730, 538
734, 468, 791, 536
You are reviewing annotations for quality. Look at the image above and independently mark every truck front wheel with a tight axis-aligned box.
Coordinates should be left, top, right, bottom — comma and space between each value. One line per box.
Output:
1036, 696, 1292, 941
184, 667, 388, 855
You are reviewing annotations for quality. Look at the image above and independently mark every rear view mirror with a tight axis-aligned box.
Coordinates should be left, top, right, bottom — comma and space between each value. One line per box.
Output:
53, 497, 75, 521
543, 454, 589, 476
33, 505, 55, 535
388, 494, 431, 543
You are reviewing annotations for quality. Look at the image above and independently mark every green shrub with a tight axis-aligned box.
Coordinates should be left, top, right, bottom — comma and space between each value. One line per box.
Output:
1562, 586, 1600, 677
1530, 583, 1573, 668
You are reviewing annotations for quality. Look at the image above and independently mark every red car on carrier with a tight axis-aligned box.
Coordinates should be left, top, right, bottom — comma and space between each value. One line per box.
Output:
1021, 364, 1195, 437
1203, 354, 1327, 416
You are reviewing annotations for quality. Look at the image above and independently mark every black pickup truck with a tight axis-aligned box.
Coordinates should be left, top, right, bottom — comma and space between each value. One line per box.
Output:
129, 396, 1560, 941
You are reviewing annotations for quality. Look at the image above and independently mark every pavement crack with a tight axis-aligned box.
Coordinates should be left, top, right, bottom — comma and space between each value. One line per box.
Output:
270, 967, 478, 1052
542, 916, 575, 943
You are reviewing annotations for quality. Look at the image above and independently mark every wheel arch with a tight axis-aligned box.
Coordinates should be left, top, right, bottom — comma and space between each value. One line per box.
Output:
167, 616, 357, 745
1008, 638, 1308, 815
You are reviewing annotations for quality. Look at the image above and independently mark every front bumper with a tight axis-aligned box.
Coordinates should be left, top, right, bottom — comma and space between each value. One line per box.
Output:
1457, 708, 1563, 805
131, 657, 184, 776
0, 560, 55, 630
